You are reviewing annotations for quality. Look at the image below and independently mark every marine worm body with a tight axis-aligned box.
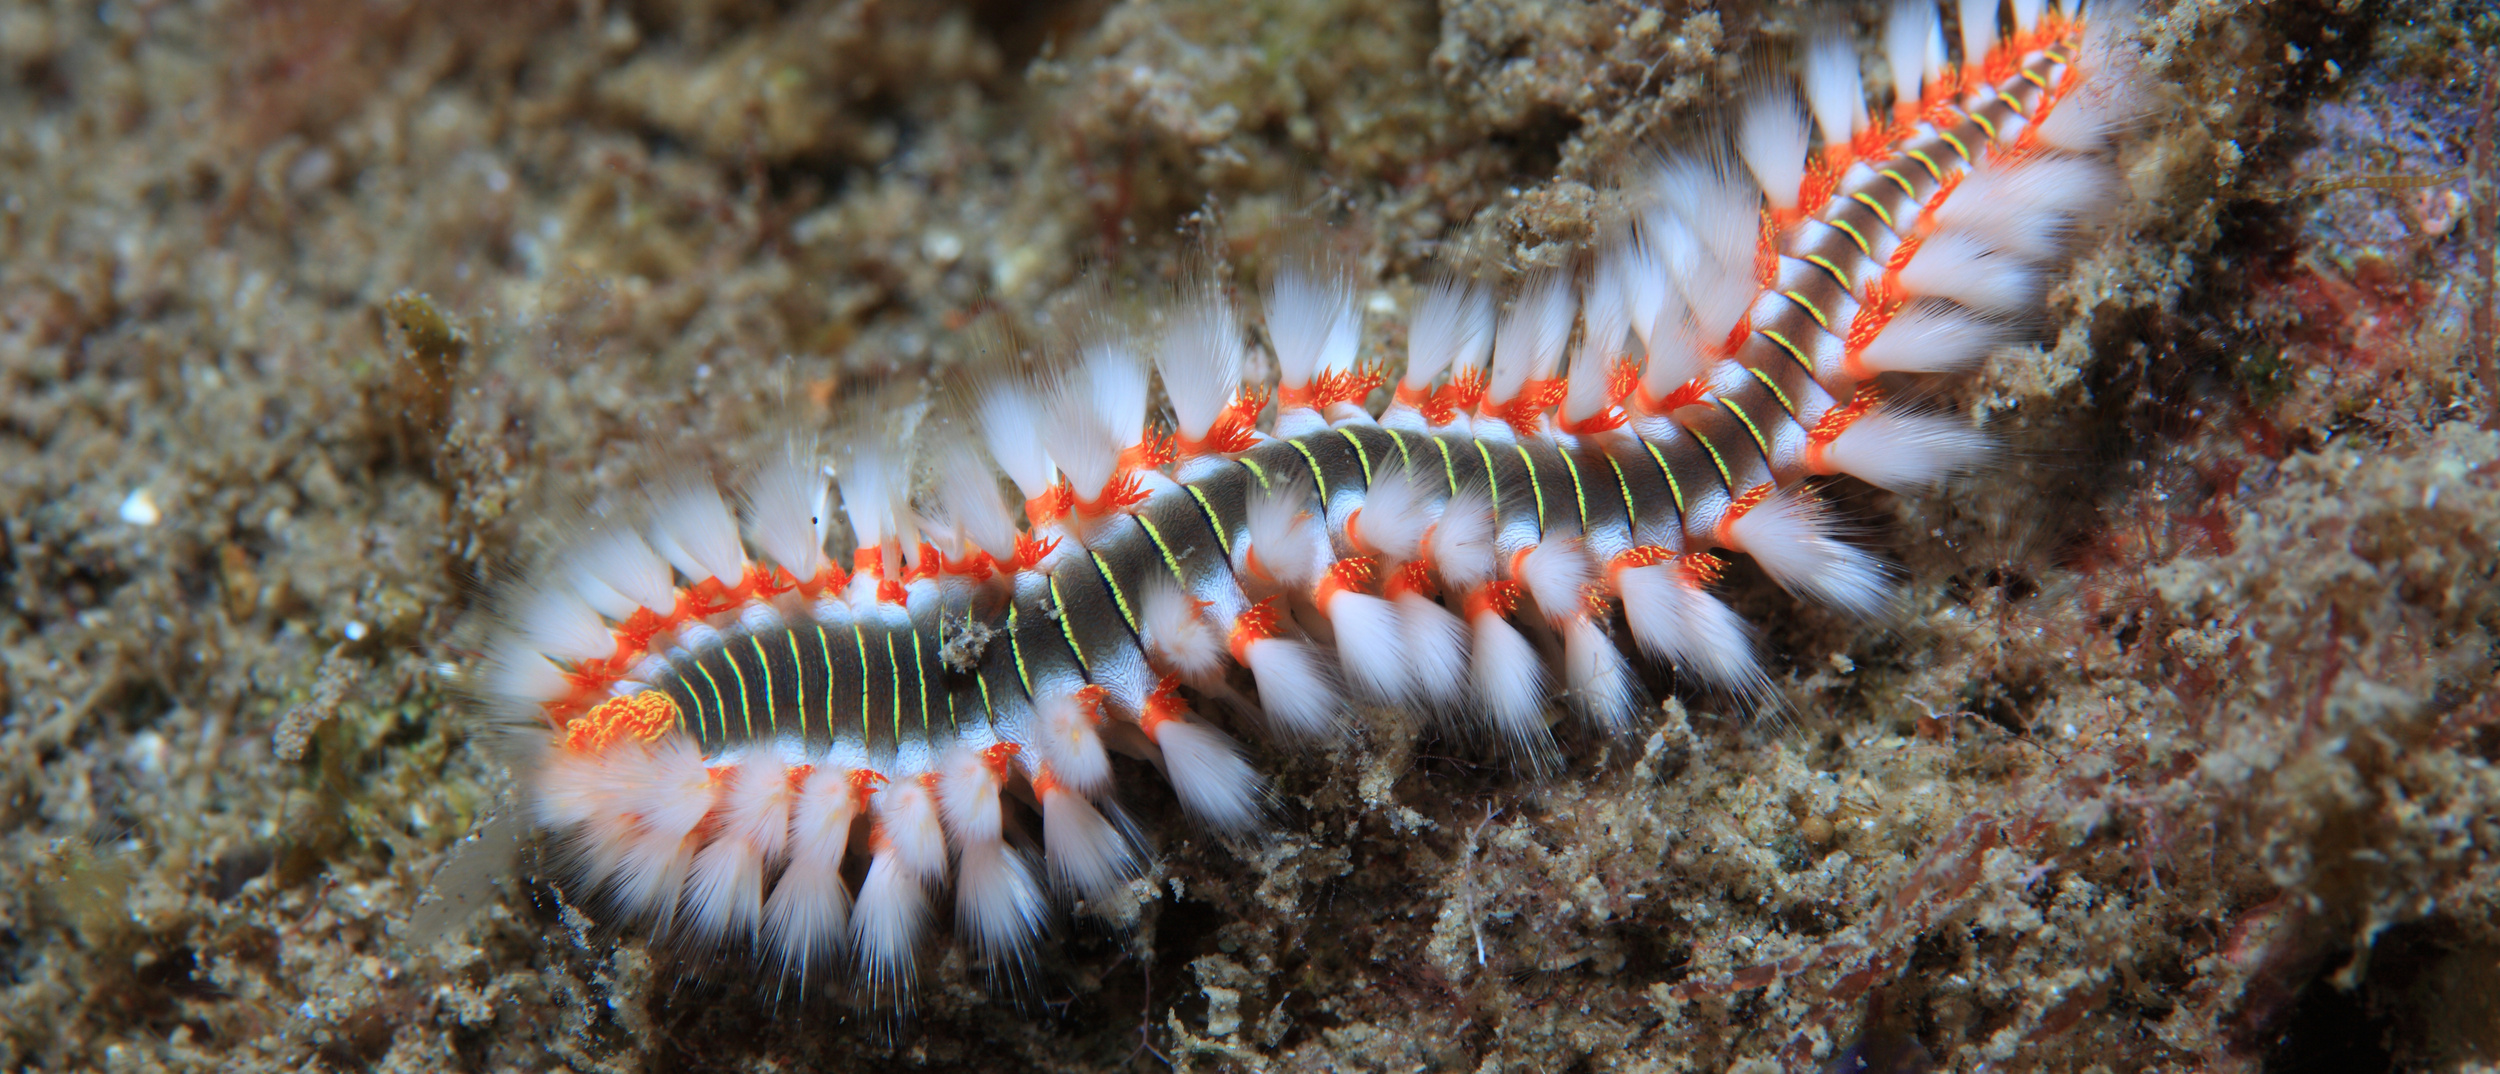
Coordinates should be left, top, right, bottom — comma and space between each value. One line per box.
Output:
478, 0, 2144, 1001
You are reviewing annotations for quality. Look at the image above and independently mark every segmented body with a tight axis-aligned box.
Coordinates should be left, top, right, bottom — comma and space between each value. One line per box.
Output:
667, 424, 1693, 758
482, 5, 2138, 998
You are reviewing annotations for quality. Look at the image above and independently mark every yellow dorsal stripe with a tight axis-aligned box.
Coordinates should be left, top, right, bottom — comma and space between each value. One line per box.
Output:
1475, 438, 1503, 516
1005, 605, 1032, 697
1135, 515, 1191, 586
1336, 427, 1374, 483
750, 636, 777, 735
1782, 290, 1831, 329
1048, 575, 1088, 671
1759, 327, 1816, 379
1091, 549, 1139, 633
1187, 484, 1231, 554
1692, 428, 1737, 492
1287, 438, 1330, 503
1719, 396, 1775, 461
1514, 444, 1546, 531
1643, 439, 1687, 515
1804, 254, 1852, 292
1556, 448, 1589, 531
1830, 217, 1873, 256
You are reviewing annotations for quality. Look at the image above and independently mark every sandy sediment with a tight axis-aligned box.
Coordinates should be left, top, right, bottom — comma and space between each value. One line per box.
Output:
1, 0, 2494, 1070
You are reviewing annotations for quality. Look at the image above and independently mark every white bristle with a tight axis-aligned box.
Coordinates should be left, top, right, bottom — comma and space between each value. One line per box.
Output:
562, 565, 639, 624
1817, 407, 1992, 491
1931, 156, 2114, 260
953, 837, 1047, 963
648, 480, 746, 585
1615, 562, 1766, 691
1802, 32, 1871, 148
855, 774, 947, 993
519, 586, 616, 663
1041, 374, 1124, 505
936, 742, 1039, 971
681, 753, 788, 942
1486, 273, 1574, 407
1623, 227, 1707, 399
1514, 536, 1597, 628
2034, 7, 2148, 155
1328, 591, 1412, 703
2010, 0, 2045, 33
743, 449, 832, 581
930, 443, 1020, 564
852, 847, 931, 998
1725, 489, 1893, 616
1736, 86, 1811, 212
1647, 154, 1762, 351
836, 446, 898, 552
1886, 0, 1938, 110
1429, 493, 1497, 593
1564, 255, 1633, 425
1926, 17, 1950, 86
1140, 581, 1227, 682
600, 736, 714, 922
888, 776, 950, 876
1350, 466, 1435, 563
1958, 0, 1996, 69
1563, 616, 1638, 734
1617, 232, 1668, 351
1242, 478, 1325, 589
1392, 591, 1473, 711
529, 743, 611, 830
566, 527, 675, 617
1268, 264, 1361, 388
1469, 610, 1553, 763
1895, 231, 2043, 315
488, 645, 570, 706
1035, 687, 1114, 797
891, 502, 926, 566
1403, 280, 1492, 391
763, 763, 857, 974
1080, 334, 1153, 451
1147, 714, 1265, 833
1157, 286, 1245, 444
1239, 636, 1340, 737
1039, 785, 1138, 905
2033, 81, 2121, 154
975, 383, 1059, 501
1853, 301, 2015, 376
609, 829, 697, 932
936, 746, 1008, 845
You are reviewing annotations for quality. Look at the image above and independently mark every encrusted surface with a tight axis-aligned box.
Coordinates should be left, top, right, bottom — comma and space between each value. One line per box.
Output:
1, 0, 2494, 1070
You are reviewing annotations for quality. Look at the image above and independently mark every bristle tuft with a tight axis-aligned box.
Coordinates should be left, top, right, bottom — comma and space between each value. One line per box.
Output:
743, 447, 832, 580
1819, 407, 1993, 491
1039, 786, 1139, 906
1404, 280, 1493, 391
1736, 86, 1810, 211
1726, 490, 1894, 617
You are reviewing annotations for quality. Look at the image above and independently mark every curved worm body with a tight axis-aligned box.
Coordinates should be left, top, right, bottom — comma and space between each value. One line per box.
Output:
479, 1, 2143, 1000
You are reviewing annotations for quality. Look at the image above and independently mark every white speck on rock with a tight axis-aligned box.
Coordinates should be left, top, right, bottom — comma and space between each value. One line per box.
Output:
119, 489, 159, 526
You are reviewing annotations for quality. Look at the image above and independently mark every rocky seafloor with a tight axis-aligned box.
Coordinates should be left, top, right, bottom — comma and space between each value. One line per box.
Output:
1, 0, 2495, 1070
